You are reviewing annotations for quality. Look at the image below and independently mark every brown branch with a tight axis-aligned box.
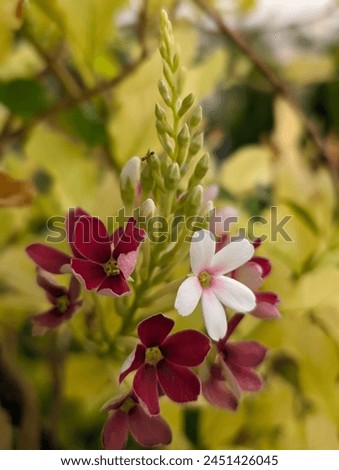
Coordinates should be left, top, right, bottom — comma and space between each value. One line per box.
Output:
193, 0, 327, 161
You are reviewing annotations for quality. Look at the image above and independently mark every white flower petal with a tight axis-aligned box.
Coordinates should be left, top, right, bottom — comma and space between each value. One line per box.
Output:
201, 288, 227, 341
210, 238, 254, 275
175, 276, 202, 316
190, 229, 216, 275
212, 275, 256, 312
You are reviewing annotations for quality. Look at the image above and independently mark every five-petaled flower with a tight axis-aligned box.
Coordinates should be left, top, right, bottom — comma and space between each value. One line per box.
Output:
175, 229, 256, 340
70, 216, 145, 296
119, 313, 211, 415
30, 269, 82, 331
202, 314, 267, 409
102, 391, 172, 450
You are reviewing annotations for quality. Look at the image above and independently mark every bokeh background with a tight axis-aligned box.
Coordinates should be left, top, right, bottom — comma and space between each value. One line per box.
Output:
0, 0, 338, 450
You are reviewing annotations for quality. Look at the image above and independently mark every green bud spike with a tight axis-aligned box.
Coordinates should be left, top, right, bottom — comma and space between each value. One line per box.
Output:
178, 93, 195, 118
164, 163, 180, 190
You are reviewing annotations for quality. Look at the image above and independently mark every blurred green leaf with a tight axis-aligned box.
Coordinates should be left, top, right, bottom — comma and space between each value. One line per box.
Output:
0, 79, 50, 117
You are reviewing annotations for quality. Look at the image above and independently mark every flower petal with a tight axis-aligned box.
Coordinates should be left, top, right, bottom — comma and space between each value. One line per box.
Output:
118, 250, 138, 280
119, 344, 146, 383
113, 218, 146, 258
227, 363, 263, 392
36, 269, 66, 298
190, 229, 215, 275
210, 238, 254, 275
161, 330, 210, 367
225, 341, 267, 367
252, 292, 280, 319
129, 404, 172, 447
234, 261, 263, 291
137, 314, 174, 347
68, 276, 81, 303
133, 364, 159, 415
73, 215, 111, 263
30, 307, 73, 328
97, 274, 130, 297
66, 207, 89, 257
70, 258, 106, 290
26, 244, 71, 274
251, 256, 271, 277
174, 276, 202, 317
102, 410, 129, 450
201, 288, 227, 341
211, 276, 256, 313
157, 360, 201, 404
202, 377, 238, 410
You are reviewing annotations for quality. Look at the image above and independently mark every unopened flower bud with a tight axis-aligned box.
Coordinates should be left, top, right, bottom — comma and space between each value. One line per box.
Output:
141, 164, 154, 194
158, 79, 171, 106
177, 124, 190, 165
194, 153, 209, 180
120, 156, 140, 207
165, 163, 180, 190
189, 106, 203, 130
141, 198, 156, 218
178, 93, 195, 117
185, 185, 203, 215
188, 132, 204, 157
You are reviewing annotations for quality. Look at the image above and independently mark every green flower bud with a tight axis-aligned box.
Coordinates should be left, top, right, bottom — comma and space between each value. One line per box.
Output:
194, 153, 210, 179
199, 200, 214, 217
119, 156, 140, 207
189, 106, 203, 130
188, 132, 204, 157
178, 93, 195, 117
158, 79, 172, 106
176, 124, 190, 164
141, 198, 156, 218
141, 163, 154, 194
163, 62, 174, 90
185, 184, 203, 215
164, 163, 180, 190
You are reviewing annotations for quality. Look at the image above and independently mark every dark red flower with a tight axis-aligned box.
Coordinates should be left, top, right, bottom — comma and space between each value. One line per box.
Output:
70, 216, 145, 297
26, 207, 89, 273
102, 391, 172, 450
252, 292, 280, 319
30, 269, 82, 331
119, 314, 211, 415
202, 314, 267, 408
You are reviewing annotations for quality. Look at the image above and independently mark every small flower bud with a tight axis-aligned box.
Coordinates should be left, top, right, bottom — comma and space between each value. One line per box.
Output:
158, 79, 172, 106
164, 163, 180, 190
120, 156, 140, 207
194, 153, 209, 179
185, 185, 203, 215
199, 200, 214, 217
141, 198, 156, 218
178, 93, 195, 118
189, 106, 203, 130
163, 62, 174, 89
177, 124, 190, 165
188, 132, 204, 157
141, 164, 154, 194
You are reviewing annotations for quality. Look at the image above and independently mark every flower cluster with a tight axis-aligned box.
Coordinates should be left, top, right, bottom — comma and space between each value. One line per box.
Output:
25, 11, 280, 450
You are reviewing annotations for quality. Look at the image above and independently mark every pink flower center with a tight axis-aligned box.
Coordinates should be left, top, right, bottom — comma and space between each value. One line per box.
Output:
120, 397, 136, 413
55, 295, 70, 314
104, 259, 120, 277
198, 271, 211, 288
145, 346, 164, 366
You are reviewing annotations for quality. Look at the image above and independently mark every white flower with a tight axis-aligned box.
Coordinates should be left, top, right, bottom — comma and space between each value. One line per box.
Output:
174, 230, 256, 341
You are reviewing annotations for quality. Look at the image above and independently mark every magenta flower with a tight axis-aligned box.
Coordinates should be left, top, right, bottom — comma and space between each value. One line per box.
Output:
102, 391, 172, 450
70, 216, 145, 296
202, 314, 267, 408
119, 314, 211, 415
26, 207, 89, 274
30, 269, 82, 330
252, 292, 280, 319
